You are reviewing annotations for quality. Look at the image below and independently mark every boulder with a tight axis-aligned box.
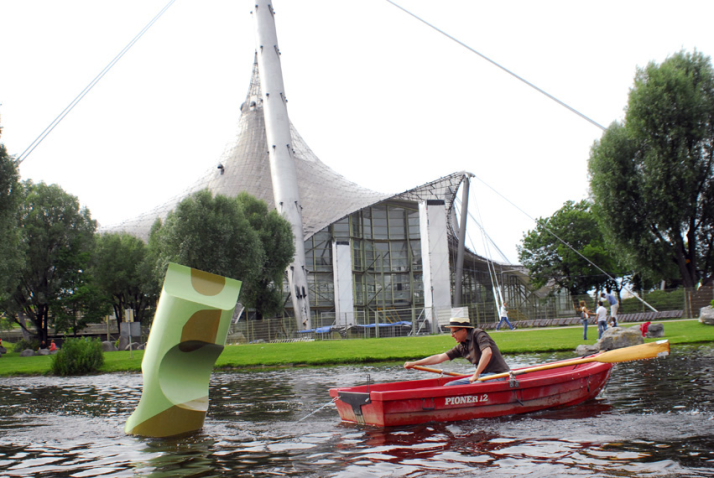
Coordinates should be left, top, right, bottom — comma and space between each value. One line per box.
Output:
645, 323, 665, 338
101, 341, 118, 352
597, 327, 644, 351
37, 348, 50, 356
575, 344, 599, 356
0, 346, 7, 354
20, 349, 35, 357
117, 336, 130, 351
700, 306, 714, 325
575, 327, 644, 354
227, 332, 247, 344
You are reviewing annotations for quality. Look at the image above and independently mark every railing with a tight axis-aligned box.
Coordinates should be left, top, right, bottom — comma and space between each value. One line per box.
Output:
3, 288, 699, 345
226, 307, 428, 343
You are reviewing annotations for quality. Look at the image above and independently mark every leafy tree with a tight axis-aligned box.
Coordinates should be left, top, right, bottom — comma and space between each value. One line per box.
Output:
150, 189, 264, 291
10, 181, 97, 346
235, 192, 295, 319
92, 232, 157, 333
144, 217, 167, 297
52, 278, 111, 336
0, 144, 23, 302
0, 314, 13, 337
589, 50, 714, 289
518, 200, 623, 296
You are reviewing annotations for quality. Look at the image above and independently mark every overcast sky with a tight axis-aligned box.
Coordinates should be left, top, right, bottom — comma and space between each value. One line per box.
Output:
2, 0, 714, 264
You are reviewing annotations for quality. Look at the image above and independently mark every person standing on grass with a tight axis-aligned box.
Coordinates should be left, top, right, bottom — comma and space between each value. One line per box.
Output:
601, 290, 619, 327
404, 317, 510, 386
596, 301, 608, 339
580, 300, 593, 340
496, 302, 515, 331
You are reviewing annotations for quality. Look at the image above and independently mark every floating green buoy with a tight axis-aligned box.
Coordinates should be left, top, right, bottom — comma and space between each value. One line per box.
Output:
125, 263, 241, 438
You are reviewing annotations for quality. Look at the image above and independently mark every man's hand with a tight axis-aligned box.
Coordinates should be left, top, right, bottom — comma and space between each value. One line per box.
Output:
403, 353, 449, 370
469, 347, 493, 383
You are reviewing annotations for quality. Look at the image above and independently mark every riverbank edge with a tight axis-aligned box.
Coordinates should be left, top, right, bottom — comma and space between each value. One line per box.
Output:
213, 339, 714, 374
1, 319, 712, 377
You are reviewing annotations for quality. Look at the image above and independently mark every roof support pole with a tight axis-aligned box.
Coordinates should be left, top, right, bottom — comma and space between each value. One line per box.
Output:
453, 175, 470, 307
252, 1, 311, 330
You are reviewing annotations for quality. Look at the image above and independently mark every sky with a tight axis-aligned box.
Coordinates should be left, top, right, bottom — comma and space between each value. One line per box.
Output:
2, 0, 714, 264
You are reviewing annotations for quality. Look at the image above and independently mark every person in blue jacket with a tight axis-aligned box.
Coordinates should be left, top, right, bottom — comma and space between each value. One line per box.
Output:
601, 291, 619, 327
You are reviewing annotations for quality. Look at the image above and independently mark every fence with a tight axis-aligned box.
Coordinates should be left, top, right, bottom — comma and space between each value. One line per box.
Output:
227, 308, 424, 343
4, 287, 701, 346
226, 287, 700, 343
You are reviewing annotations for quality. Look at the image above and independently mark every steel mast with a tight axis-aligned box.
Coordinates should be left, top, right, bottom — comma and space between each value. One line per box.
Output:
252, 1, 311, 330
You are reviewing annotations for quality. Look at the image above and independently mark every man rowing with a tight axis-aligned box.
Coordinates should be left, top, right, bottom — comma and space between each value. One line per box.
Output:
404, 317, 510, 386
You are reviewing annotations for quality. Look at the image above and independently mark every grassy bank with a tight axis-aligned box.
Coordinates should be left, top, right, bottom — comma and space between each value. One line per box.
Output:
1, 320, 713, 377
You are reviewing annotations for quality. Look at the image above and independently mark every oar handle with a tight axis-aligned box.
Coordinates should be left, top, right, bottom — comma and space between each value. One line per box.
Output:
412, 365, 465, 377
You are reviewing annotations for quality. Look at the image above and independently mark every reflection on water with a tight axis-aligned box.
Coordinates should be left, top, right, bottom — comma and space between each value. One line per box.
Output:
0, 345, 713, 477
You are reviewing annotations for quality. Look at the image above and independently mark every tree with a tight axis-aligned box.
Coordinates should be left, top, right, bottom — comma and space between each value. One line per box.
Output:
92, 232, 156, 333
10, 181, 97, 346
589, 50, 714, 289
51, 277, 111, 337
235, 192, 295, 319
0, 144, 23, 302
518, 200, 623, 296
150, 189, 264, 291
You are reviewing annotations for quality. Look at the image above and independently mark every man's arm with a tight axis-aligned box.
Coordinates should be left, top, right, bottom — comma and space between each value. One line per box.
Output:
404, 353, 450, 369
468, 347, 492, 383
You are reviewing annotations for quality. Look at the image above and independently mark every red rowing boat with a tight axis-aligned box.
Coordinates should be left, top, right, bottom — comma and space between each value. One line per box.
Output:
329, 359, 613, 427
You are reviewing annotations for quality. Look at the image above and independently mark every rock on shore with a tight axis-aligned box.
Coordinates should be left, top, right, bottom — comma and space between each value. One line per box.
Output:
576, 326, 644, 355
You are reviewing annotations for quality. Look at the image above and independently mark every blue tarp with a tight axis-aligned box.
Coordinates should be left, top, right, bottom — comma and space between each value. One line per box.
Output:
297, 321, 412, 334
297, 326, 336, 334
355, 321, 412, 329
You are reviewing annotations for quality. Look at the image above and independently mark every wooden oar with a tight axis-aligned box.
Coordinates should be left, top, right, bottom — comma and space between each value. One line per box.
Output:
414, 340, 670, 382
479, 339, 670, 382
413, 366, 465, 377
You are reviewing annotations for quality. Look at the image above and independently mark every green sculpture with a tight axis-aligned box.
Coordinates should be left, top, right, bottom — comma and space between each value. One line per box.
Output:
125, 263, 241, 438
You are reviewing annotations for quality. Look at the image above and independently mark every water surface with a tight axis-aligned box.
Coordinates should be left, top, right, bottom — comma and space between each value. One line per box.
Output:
1, 344, 713, 477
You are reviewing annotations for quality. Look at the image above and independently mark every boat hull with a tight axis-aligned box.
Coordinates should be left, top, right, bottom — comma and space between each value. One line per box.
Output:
329, 360, 612, 427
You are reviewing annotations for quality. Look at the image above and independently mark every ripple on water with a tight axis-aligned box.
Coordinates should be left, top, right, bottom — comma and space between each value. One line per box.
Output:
0, 345, 713, 476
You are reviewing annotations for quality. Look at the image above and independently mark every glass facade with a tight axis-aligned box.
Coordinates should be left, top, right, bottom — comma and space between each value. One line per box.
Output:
295, 196, 532, 330
302, 200, 424, 321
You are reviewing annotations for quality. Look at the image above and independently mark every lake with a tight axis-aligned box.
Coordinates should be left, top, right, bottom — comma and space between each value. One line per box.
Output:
1, 344, 713, 477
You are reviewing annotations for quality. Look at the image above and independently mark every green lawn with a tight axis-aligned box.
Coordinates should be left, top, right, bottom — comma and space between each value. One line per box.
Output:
2, 320, 712, 377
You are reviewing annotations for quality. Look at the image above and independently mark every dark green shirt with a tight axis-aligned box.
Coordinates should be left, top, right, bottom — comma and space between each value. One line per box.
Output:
445, 328, 510, 374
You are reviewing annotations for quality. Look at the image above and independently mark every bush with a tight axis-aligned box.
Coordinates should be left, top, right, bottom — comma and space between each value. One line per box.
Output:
51, 337, 104, 376
13, 338, 39, 353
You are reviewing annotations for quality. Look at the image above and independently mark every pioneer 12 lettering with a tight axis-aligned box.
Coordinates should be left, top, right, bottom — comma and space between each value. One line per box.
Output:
444, 394, 488, 405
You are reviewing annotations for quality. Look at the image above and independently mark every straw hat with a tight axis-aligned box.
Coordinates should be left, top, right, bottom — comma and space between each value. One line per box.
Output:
444, 317, 474, 329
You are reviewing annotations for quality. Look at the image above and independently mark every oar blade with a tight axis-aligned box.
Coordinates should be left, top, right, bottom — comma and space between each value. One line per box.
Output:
596, 340, 670, 363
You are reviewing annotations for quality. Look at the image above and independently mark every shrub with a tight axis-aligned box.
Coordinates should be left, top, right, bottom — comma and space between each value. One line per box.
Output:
51, 337, 104, 376
13, 338, 39, 353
